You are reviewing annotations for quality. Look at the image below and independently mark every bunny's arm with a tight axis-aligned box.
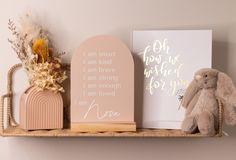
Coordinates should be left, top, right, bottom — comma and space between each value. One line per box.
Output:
184, 91, 201, 116
182, 80, 200, 109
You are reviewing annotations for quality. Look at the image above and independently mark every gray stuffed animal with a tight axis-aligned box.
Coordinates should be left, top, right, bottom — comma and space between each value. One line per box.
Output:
181, 68, 236, 136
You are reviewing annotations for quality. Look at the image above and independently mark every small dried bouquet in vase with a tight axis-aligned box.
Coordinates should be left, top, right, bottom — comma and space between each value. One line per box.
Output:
8, 14, 67, 92
8, 14, 67, 130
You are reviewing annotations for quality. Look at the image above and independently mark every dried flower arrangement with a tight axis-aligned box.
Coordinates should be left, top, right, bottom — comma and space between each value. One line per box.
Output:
8, 14, 67, 92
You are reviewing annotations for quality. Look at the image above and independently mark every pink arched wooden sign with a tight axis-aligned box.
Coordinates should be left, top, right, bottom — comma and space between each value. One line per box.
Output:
71, 35, 136, 132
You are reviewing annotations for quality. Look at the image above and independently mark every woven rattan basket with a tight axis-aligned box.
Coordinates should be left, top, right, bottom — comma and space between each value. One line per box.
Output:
0, 64, 223, 137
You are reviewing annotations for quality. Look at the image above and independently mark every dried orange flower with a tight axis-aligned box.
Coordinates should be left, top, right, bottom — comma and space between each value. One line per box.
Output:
32, 38, 49, 63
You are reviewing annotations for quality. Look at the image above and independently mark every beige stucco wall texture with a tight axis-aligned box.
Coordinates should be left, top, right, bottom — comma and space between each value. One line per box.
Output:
0, 0, 236, 160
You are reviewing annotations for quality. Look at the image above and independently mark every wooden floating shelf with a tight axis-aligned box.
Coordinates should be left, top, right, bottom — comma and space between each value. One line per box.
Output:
0, 126, 222, 137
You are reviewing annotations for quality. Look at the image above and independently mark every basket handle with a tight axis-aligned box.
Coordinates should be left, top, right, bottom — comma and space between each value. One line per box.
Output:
0, 64, 22, 132
0, 94, 8, 134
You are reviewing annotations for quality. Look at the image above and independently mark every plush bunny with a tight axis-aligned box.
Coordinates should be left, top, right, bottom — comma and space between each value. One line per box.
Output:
181, 68, 236, 136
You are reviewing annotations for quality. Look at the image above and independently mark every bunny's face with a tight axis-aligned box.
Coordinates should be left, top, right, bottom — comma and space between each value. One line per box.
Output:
194, 68, 219, 89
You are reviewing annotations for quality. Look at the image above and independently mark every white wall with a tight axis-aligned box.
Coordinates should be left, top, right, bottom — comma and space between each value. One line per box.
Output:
1, 0, 236, 160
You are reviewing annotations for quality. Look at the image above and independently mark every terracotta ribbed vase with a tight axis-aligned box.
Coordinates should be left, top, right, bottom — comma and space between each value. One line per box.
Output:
20, 86, 63, 130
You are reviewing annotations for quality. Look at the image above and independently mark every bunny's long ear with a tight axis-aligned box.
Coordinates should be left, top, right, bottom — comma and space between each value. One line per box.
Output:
216, 72, 236, 105
216, 72, 236, 125
223, 103, 236, 125
181, 80, 200, 108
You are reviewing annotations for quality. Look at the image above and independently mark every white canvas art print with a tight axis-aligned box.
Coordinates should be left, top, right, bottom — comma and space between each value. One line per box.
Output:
133, 30, 212, 129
